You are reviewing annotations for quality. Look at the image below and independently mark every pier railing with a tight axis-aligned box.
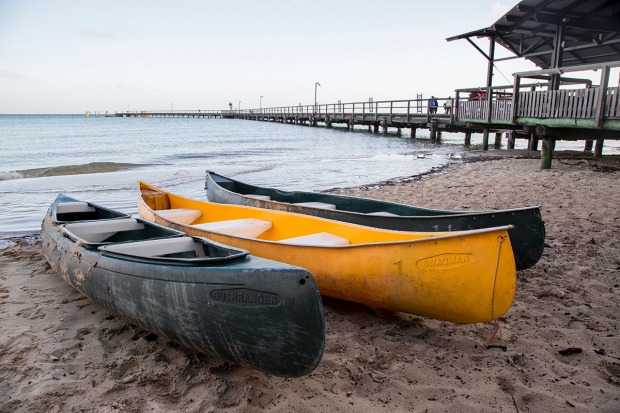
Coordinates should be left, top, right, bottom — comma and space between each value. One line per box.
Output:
457, 87, 620, 122
456, 61, 620, 126
227, 97, 454, 121
115, 109, 222, 117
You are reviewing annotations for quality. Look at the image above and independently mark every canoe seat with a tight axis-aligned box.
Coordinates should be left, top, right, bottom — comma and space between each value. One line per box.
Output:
366, 211, 399, 217
246, 194, 271, 201
279, 232, 350, 246
293, 202, 337, 210
156, 208, 203, 224
64, 218, 145, 243
57, 202, 96, 214
101, 237, 200, 258
192, 218, 272, 238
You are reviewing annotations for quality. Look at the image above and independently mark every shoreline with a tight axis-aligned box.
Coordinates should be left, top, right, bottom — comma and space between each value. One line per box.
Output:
326, 149, 620, 193
1, 156, 619, 412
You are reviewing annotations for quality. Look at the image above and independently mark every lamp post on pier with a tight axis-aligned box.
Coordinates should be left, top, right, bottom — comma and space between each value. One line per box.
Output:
314, 82, 321, 114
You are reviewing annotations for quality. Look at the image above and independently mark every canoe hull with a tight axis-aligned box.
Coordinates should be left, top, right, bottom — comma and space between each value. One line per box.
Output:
140, 182, 517, 324
41, 196, 325, 378
205, 171, 545, 270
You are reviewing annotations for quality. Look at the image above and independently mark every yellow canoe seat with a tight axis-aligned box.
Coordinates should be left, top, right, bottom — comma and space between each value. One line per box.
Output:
192, 218, 272, 238
279, 232, 350, 246
156, 208, 203, 224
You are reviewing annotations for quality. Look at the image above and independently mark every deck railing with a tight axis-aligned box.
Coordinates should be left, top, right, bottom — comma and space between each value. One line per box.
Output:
457, 87, 620, 123
456, 61, 620, 126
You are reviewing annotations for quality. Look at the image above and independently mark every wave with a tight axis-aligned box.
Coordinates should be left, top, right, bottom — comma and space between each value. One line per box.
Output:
0, 162, 150, 181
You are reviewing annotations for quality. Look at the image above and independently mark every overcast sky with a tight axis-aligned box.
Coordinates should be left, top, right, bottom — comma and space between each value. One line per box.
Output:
0, 0, 566, 114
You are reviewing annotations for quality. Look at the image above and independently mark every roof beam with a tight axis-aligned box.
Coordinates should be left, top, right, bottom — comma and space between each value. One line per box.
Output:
562, 16, 620, 33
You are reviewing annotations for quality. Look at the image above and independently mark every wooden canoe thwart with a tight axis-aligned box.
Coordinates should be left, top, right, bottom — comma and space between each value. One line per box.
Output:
204, 171, 546, 270
138, 181, 518, 324
41, 194, 325, 378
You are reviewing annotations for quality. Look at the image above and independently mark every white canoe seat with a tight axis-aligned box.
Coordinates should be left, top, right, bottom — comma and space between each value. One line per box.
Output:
192, 218, 272, 238
64, 218, 144, 243
57, 202, 96, 214
156, 208, 203, 224
366, 211, 399, 217
246, 194, 271, 201
279, 232, 350, 246
293, 202, 337, 210
101, 237, 199, 258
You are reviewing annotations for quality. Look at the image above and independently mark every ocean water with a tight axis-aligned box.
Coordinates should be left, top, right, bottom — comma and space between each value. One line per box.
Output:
0, 115, 462, 237
2, 114, 618, 238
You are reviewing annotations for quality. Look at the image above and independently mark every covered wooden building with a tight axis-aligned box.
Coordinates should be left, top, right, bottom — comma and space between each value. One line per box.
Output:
447, 0, 620, 168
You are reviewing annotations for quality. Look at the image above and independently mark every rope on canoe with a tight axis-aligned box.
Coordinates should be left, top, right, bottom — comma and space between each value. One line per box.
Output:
490, 235, 507, 322
484, 235, 508, 347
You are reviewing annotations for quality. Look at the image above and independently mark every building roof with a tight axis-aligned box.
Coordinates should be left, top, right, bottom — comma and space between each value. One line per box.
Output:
447, 0, 620, 69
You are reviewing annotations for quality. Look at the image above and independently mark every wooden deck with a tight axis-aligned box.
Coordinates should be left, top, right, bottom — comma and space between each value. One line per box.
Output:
458, 87, 620, 127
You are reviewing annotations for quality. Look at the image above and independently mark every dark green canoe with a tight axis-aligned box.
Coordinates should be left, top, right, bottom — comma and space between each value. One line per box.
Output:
41, 194, 325, 377
205, 171, 545, 270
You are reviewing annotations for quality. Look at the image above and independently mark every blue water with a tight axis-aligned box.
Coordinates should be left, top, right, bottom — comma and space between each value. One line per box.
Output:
2, 114, 618, 238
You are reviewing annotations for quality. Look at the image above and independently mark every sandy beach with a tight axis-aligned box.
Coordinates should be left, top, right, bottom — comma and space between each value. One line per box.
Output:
1, 156, 619, 413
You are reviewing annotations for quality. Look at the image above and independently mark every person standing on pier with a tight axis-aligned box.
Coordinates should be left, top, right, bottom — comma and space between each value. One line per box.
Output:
443, 96, 453, 114
428, 96, 438, 114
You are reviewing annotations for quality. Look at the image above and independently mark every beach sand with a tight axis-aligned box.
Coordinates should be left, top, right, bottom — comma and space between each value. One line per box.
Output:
1, 157, 619, 412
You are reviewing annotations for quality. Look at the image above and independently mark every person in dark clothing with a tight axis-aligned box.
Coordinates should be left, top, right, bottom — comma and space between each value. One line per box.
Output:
428, 96, 438, 114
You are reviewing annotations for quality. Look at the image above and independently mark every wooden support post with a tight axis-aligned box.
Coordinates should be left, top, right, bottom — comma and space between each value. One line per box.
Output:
507, 132, 515, 149
436, 131, 442, 142
482, 129, 490, 151
368, 125, 372, 132
594, 139, 604, 158
494, 132, 502, 148
464, 132, 471, 145
349, 119, 355, 131
411, 127, 417, 138
529, 135, 539, 151
541, 138, 555, 169
430, 124, 437, 141
373, 124, 379, 133
584, 140, 593, 152
382, 119, 388, 133
396, 128, 401, 136
594, 65, 610, 128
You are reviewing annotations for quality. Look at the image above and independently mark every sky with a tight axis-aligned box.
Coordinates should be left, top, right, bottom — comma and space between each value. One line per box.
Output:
0, 0, 561, 114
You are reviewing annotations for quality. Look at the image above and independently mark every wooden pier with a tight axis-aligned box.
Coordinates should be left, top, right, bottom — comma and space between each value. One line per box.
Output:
110, 98, 495, 144
223, 98, 485, 141
113, 110, 223, 118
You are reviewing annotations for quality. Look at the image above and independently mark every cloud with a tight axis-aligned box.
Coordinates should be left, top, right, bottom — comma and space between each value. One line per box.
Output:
490, 2, 512, 20
0, 70, 27, 80
78, 28, 116, 39
112, 82, 142, 92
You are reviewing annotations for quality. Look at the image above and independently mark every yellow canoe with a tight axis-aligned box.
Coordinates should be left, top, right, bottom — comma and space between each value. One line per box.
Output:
138, 181, 517, 323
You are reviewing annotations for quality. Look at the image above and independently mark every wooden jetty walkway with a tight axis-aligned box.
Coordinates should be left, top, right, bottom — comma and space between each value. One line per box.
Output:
111, 97, 489, 143
111, 110, 222, 118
